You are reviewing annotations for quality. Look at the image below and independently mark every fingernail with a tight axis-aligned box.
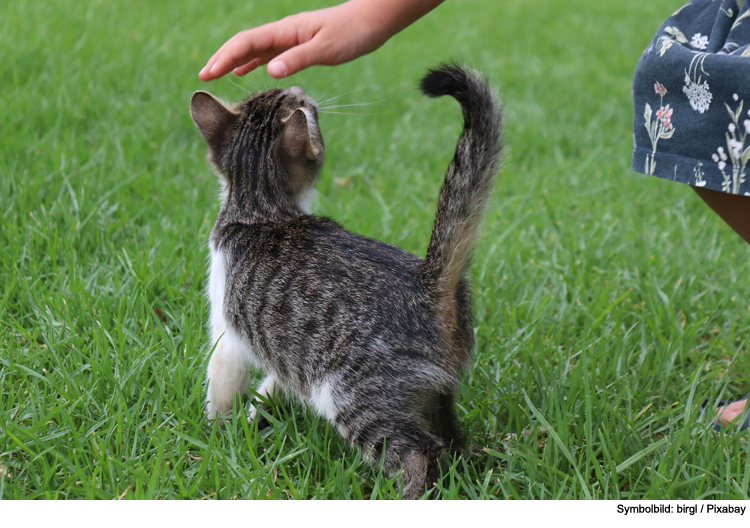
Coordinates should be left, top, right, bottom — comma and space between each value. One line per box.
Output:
199, 66, 206, 76
268, 61, 288, 78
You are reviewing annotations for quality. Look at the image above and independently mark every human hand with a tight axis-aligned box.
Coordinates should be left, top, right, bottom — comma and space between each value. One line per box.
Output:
199, 0, 444, 80
199, 2, 390, 80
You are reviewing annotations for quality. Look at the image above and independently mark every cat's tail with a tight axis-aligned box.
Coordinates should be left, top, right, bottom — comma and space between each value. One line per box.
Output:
416, 64, 503, 348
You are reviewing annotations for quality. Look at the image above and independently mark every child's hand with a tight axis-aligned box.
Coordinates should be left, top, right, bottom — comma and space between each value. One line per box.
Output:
199, 0, 444, 80
199, 2, 384, 80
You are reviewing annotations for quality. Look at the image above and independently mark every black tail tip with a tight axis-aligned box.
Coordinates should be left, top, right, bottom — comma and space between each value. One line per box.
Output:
419, 63, 470, 98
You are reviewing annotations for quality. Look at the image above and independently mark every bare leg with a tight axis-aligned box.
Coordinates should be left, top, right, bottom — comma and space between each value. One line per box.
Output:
694, 187, 750, 423
694, 187, 750, 242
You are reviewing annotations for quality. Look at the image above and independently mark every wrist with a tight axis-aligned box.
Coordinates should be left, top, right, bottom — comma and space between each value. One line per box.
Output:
344, 0, 444, 42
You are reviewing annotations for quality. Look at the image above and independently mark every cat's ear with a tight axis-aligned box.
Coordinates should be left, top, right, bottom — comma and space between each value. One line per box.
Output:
190, 91, 238, 155
279, 109, 319, 162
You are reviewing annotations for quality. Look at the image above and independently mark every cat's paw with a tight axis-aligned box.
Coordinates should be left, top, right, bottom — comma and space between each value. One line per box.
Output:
247, 403, 273, 428
206, 413, 227, 426
247, 403, 258, 424
206, 403, 230, 426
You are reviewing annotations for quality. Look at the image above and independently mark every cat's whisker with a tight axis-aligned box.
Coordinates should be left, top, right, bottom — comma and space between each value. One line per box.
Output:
316, 87, 378, 106
224, 74, 252, 95
313, 86, 336, 103
318, 110, 385, 116
317, 95, 378, 107
317, 93, 353, 105
318, 101, 386, 110
227, 60, 265, 93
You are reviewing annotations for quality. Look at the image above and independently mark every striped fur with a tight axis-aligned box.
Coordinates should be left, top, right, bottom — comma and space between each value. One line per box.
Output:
190, 66, 503, 499
417, 65, 504, 372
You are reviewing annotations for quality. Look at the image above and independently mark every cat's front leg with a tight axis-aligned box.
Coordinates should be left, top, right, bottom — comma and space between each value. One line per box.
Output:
248, 375, 278, 423
205, 332, 253, 422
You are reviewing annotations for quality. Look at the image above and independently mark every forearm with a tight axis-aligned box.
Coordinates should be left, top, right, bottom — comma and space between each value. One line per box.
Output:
346, 0, 445, 41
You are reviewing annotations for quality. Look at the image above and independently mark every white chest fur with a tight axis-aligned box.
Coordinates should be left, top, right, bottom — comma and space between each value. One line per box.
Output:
205, 244, 259, 419
207, 244, 259, 366
207, 244, 228, 345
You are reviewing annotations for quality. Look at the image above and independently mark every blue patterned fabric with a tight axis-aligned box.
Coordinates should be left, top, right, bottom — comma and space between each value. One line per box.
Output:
632, 0, 750, 194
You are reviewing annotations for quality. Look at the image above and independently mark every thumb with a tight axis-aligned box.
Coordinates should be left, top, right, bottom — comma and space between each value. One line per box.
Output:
267, 41, 323, 78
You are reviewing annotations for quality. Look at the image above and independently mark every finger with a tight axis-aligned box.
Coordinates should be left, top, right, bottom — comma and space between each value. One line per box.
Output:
200, 33, 264, 80
266, 41, 323, 78
200, 39, 241, 81
231, 59, 261, 77
232, 49, 278, 77
199, 21, 303, 81
232, 57, 268, 77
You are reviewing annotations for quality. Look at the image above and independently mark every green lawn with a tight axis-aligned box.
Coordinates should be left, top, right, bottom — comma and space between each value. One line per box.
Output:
1, 0, 749, 499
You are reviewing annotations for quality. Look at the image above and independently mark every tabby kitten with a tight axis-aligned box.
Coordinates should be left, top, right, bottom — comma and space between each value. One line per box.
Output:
190, 65, 502, 499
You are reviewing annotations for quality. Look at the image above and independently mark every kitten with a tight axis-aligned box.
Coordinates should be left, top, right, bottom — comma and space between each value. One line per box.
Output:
190, 64, 503, 499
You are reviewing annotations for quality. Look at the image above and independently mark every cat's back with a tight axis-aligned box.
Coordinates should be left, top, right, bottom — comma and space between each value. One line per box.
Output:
214, 215, 440, 340
215, 215, 425, 290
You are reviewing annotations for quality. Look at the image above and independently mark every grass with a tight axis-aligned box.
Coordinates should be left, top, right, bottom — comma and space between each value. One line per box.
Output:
1, 0, 749, 499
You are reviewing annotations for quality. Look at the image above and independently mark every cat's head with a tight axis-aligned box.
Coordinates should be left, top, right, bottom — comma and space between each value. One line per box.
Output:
190, 87, 324, 213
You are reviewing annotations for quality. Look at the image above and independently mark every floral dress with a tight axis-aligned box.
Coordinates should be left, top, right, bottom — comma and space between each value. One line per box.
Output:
633, 0, 750, 194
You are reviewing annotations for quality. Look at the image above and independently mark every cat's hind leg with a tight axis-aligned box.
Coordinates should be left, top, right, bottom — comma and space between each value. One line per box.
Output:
427, 392, 465, 454
374, 419, 444, 500
205, 331, 253, 421
339, 407, 445, 500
